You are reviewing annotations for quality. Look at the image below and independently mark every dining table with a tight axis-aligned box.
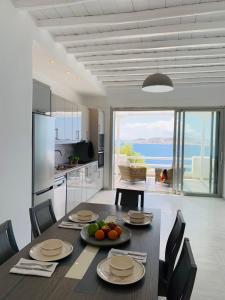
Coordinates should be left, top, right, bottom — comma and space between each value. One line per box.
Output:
0, 202, 161, 300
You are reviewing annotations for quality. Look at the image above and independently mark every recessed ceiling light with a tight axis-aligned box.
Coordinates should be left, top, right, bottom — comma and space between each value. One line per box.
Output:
49, 59, 55, 64
66, 70, 71, 75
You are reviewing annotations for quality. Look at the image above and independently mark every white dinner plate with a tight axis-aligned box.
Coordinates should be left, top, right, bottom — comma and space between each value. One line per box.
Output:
97, 257, 145, 285
123, 214, 152, 226
69, 212, 99, 223
29, 240, 73, 262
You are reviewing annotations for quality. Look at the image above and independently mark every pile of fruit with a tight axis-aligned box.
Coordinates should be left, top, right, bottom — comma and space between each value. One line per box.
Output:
87, 220, 122, 241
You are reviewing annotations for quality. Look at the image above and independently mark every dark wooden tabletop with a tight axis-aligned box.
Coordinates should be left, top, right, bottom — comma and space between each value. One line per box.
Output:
0, 203, 161, 300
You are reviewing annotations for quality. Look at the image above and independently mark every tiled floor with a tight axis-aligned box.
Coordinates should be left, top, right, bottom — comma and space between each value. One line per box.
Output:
89, 191, 225, 300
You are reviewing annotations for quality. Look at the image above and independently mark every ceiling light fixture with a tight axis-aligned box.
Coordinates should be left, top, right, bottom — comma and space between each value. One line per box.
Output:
142, 73, 174, 93
66, 70, 71, 75
49, 59, 55, 64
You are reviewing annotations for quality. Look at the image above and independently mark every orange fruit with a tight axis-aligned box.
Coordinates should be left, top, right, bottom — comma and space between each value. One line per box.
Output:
108, 230, 118, 240
95, 229, 105, 240
114, 226, 122, 236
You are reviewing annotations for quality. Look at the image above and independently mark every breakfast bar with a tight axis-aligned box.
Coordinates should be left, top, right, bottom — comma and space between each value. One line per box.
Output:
0, 203, 161, 300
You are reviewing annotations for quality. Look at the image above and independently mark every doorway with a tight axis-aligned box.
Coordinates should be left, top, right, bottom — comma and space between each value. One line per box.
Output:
112, 109, 223, 197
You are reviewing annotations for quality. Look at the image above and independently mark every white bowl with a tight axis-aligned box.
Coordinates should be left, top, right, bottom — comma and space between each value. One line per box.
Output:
40, 239, 63, 257
77, 210, 93, 221
110, 255, 134, 277
129, 212, 145, 224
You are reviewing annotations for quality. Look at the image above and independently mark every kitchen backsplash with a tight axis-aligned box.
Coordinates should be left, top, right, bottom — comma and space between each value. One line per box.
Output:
55, 144, 75, 166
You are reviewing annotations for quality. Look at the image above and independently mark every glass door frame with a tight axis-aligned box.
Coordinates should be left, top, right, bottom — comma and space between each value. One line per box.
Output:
173, 108, 224, 197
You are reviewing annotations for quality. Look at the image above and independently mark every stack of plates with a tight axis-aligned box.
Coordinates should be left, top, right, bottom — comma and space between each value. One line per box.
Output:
69, 210, 99, 223
29, 239, 73, 262
97, 255, 145, 285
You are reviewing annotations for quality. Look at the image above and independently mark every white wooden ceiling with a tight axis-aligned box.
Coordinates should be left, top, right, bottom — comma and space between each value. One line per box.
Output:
13, 0, 225, 88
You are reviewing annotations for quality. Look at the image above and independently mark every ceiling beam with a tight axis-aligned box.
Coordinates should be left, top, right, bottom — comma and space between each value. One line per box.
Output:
93, 65, 225, 76
13, 0, 95, 10
103, 78, 225, 87
78, 49, 225, 64
67, 37, 225, 56
55, 20, 225, 45
87, 58, 225, 71
99, 73, 225, 82
37, 1, 225, 29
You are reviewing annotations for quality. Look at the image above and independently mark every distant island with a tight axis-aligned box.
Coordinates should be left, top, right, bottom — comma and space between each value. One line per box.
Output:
120, 138, 173, 144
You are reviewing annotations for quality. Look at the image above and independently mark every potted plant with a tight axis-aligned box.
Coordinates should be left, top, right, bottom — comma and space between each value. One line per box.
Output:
68, 155, 80, 165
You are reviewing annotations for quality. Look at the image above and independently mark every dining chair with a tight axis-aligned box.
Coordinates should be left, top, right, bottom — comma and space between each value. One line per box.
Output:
29, 199, 57, 238
115, 188, 144, 208
167, 238, 197, 300
0, 220, 19, 265
158, 210, 186, 296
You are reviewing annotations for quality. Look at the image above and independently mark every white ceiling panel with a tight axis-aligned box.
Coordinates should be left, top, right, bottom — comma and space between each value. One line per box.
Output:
13, 0, 225, 87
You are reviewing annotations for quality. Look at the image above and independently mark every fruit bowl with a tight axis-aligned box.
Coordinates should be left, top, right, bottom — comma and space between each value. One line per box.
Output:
80, 224, 132, 247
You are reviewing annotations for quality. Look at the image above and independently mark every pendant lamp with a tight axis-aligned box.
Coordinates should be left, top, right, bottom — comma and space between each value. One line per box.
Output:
142, 73, 174, 93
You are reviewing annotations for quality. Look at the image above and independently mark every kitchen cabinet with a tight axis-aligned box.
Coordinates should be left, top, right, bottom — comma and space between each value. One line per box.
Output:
67, 168, 84, 212
52, 95, 65, 140
52, 94, 83, 143
64, 101, 73, 141
72, 103, 82, 142
66, 162, 103, 212
98, 110, 104, 134
33, 80, 51, 115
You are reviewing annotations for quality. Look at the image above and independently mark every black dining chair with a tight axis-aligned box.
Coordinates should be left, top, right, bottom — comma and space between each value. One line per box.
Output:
29, 199, 57, 238
0, 220, 19, 265
115, 188, 144, 208
167, 238, 197, 300
158, 210, 186, 296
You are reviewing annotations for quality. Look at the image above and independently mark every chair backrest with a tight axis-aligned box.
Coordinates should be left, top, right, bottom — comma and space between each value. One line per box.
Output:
165, 210, 186, 281
167, 238, 197, 300
115, 188, 144, 208
0, 220, 19, 265
29, 199, 56, 238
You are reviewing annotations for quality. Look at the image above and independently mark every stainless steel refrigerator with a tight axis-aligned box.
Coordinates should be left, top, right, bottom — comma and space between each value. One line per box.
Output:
32, 113, 55, 207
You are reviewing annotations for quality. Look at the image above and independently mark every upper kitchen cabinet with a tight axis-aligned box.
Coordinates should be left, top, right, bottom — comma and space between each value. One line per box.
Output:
64, 101, 73, 141
52, 95, 64, 140
72, 103, 82, 142
98, 110, 104, 134
52, 95, 84, 143
33, 80, 51, 115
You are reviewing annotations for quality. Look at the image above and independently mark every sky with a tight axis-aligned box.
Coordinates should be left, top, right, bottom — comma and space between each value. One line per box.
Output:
115, 111, 214, 144
115, 111, 174, 140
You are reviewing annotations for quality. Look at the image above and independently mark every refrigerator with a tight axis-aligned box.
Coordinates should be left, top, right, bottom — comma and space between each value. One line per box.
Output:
32, 113, 55, 207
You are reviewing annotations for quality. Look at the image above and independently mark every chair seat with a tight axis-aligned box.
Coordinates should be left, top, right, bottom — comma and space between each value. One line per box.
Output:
158, 259, 168, 297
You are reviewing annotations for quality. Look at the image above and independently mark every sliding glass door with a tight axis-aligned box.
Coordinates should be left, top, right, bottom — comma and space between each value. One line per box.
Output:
173, 109, 223, 196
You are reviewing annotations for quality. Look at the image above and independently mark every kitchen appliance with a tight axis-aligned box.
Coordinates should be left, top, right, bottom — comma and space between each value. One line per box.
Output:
53, 176, 67, 220
73, 141, 94, 163
32, 113, 55, 207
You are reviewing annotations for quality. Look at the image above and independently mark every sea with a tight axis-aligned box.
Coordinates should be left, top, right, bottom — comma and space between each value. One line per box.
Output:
130, 143, 210, 170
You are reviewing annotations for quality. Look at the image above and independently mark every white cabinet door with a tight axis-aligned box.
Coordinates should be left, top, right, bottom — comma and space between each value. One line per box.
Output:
81, 105, 89, 141
33, 80, 51, 115
72, 103, 82, 142
52, 95, 64, 140
98, 110, 104, 134
67, 169, 83, 212
97, 168, 104, 191
64, 101, 73, 141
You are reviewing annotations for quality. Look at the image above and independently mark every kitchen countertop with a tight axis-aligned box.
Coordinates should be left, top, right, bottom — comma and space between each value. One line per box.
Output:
54, 161, 98, 179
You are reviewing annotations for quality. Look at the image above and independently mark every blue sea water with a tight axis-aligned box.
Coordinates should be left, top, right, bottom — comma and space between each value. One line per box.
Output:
130, 143, 210, 169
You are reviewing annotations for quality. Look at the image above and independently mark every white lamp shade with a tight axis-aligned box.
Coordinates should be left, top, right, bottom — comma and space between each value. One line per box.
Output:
142, 73, 174, 93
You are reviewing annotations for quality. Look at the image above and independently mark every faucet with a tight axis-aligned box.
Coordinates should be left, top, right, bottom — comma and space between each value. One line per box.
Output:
55, 149, 62, 156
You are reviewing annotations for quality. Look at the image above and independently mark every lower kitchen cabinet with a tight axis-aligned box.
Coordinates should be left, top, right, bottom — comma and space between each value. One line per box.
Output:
66, 162, 103, 213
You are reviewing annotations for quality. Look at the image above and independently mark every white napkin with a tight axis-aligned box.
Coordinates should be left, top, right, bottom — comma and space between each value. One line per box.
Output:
10, 258, 58, 278
108, 248, 147, 264
59, 221, 87, 230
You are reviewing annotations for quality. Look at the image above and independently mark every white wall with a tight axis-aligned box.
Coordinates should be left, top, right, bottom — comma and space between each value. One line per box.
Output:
0, 1, 32, 248
106, 84, 225, 108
